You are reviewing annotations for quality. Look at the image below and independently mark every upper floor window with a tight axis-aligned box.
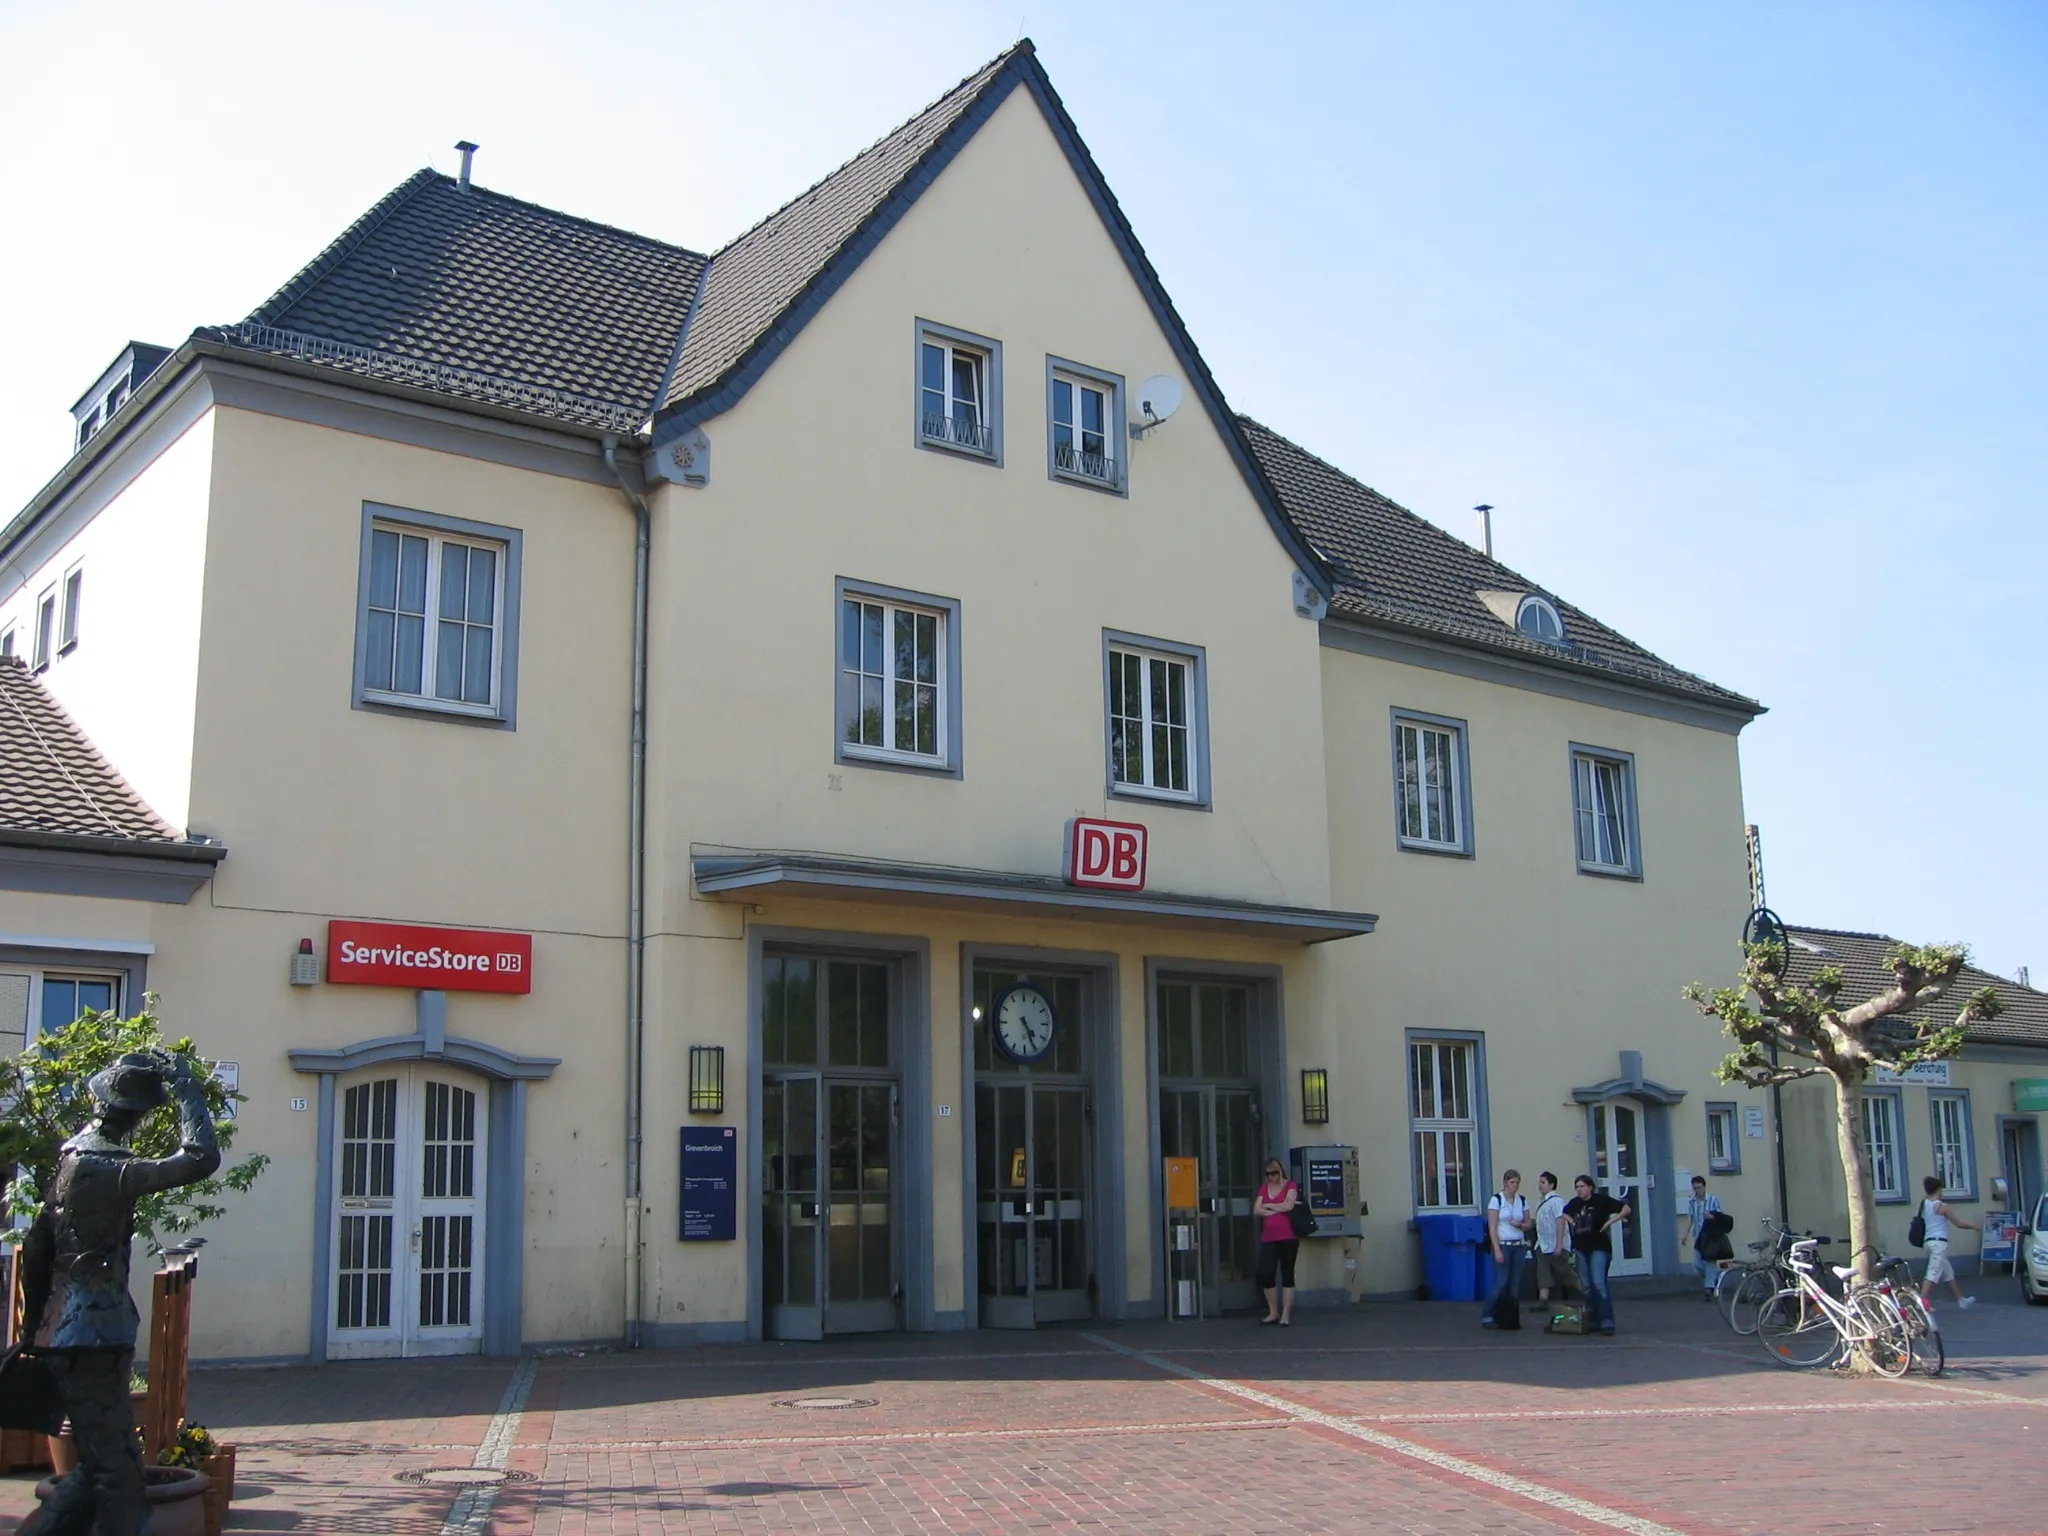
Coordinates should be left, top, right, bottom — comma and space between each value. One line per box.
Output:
1516, 594, 1565, 643
1105, 633, 1207, 806
1047, 359, 1125, 491
1571, 744, 1640, 878
1392, 710, 1471, 855
58, 566, 83, 656
31, 588, 56, 673
837, 579, 961, 775
352, 505, 523, 728
917, 320, 1000, 461
1, 625, 16, 660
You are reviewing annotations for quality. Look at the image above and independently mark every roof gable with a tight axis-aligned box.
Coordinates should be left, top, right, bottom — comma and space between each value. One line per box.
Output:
651, 42, 1330, 592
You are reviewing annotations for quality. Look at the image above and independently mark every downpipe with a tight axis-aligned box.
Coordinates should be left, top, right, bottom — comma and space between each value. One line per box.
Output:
601, 434, 651, 1349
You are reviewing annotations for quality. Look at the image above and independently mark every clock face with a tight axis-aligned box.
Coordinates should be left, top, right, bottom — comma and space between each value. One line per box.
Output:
993, 984, 1058, 1064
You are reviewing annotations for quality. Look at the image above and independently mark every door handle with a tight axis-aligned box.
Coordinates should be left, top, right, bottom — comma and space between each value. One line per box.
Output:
410, 1224, 422, 1253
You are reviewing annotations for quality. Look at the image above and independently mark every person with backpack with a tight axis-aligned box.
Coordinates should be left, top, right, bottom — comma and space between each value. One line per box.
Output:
1916, 1175, 1978, 1310
1562, 1175, 1630, 1336
1252, 1157, 1303, 1327
1482, 1169, 1530, 1329
1683, 1175, 1726, 1301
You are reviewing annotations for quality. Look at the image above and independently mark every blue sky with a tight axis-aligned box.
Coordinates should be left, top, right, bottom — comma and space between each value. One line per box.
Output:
2, 1, 2040, 979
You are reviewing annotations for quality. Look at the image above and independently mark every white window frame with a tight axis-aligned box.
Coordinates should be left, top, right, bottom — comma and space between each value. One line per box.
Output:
1409, 1035, 1484, 1212
1516, 593, 1566, 644
1391, 709, 1472, 855
1929, 1090, 1975, 1200
1, 625, 16, 660
1705, 1101, 1740, 1174
1046, 357, 1126, 493
0, 969, 124, 1058
57, 565, 83, 656
31, 587, 56, 673
1103, 632, 1208, 807
835, 578, 962, 776
1862, 1090, 1906, 1202
915, 319, 1001, 463
352, 504, 523, 728
1570, 744, 1641, 878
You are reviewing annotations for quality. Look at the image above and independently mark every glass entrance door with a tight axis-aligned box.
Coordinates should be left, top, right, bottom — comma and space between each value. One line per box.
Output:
974, 969, 1094, 1329
761, 954, 900, 1340
1159, 1086, 1260, 1313
1591, 1098, 1650, 1277
1157, 979, 1264, 1314
328, 1067, 486, 1359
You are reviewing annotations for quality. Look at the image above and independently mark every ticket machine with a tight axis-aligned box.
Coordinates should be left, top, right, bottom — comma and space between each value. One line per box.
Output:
1289, 1144, 1363, 1238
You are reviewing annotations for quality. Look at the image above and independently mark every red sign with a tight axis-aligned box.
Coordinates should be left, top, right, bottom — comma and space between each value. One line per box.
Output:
327, 920, 532, 994
1065, 817, 1148, 891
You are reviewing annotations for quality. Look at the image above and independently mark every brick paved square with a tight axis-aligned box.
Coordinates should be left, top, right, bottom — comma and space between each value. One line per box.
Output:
4, 1293, 2042, 1534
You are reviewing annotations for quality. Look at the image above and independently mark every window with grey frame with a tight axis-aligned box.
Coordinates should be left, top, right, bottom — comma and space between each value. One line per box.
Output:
1410, 1037, 1479, 1211
1930, 1091, 1973, 1196
1106, 639, 1201, 802
840, 592, 949, 767
918, 325, 997, 459
355, 510, 519, 724
1705, 1102, 1739, 1174
1862, 1092, 1905, 1201
1571, 746, 1638, 875
1392, 713, 1468, 853
1048, 361, 1122, 490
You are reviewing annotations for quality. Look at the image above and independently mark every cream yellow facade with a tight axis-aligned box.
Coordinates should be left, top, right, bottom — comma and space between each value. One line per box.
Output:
0, 50, 1775, 1361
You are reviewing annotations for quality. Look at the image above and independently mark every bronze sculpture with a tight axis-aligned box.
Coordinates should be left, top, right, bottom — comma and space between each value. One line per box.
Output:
15, 1049, 222, 1536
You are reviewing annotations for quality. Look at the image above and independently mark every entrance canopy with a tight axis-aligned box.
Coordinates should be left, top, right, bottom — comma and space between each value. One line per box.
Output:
693, 849, 1377, 944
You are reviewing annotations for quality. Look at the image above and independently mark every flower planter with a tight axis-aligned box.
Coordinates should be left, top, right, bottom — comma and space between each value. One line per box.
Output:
198, 1444, 238, 1536
35, 1464, 209, 1536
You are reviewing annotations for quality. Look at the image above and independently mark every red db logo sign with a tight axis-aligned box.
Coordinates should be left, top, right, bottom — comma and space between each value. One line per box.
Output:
1065, 817, 1148, 892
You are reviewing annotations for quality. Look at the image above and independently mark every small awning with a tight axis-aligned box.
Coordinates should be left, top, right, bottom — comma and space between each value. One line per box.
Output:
692, 849, 1377, 944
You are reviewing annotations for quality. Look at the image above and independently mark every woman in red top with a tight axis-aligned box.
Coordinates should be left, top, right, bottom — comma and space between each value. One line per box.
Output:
1253, 1158, 1301, 1326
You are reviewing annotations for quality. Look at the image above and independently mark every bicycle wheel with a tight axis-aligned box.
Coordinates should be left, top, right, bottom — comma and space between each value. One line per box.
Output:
1758, 1288, 1839, 1368
1851, 1292, 1912, 1379
1913, 1321, 1946, 1377
1727, 1267, 1777, 1335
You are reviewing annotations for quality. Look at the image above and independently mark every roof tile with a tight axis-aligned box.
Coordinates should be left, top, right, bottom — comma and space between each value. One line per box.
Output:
0, 658, 183, 844
1784, 925, 2048, 1050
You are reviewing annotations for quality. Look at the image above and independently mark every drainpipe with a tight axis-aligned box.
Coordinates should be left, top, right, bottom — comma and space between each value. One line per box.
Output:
601, 434, 651, 1349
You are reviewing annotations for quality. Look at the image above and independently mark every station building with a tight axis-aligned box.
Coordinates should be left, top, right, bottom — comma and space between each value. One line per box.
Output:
0, 43, 1785, 1361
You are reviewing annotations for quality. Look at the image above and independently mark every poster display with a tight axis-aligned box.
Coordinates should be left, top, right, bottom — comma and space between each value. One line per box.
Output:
679, 1125, 737, 1241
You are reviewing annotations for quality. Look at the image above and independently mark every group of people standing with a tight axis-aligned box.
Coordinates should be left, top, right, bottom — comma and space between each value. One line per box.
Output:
1484, 1170, 1632, 1335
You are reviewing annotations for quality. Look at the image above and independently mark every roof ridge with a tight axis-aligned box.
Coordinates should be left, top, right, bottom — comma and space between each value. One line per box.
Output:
246, 168, 440, 328
701, 41, 1032, 264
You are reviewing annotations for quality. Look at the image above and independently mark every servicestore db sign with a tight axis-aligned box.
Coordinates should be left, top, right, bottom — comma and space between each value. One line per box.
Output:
327, 919, 533, 994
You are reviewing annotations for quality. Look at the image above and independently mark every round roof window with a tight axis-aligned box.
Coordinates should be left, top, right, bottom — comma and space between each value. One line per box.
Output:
1516, 594, 1565, 643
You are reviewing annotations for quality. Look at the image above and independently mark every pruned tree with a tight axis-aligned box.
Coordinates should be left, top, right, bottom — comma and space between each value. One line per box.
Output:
1687, 940, 2001, 1296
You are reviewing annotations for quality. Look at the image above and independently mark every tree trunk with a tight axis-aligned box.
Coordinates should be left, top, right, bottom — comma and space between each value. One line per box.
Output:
1829, 1069, 1882, 1374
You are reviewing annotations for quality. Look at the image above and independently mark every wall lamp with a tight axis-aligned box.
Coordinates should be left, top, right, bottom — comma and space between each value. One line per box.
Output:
688, 1046, 725, 1115
1300, 1068, 1330, 1126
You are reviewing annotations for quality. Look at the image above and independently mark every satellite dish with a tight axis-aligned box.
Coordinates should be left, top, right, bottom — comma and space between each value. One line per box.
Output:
1131, 374, 1184, 437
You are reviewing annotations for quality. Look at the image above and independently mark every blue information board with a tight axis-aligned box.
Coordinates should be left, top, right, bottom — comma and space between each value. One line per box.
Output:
680, 1125, 737, 1241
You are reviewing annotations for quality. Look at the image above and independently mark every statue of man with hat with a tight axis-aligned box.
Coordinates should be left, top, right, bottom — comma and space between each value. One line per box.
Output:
16, 1048, 222, 1535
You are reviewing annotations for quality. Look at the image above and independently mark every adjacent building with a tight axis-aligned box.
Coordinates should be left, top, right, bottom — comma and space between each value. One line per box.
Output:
0, 42, 1781, 1361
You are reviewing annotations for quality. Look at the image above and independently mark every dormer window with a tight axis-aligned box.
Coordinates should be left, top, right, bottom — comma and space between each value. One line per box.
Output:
1516, 594, 1565, 643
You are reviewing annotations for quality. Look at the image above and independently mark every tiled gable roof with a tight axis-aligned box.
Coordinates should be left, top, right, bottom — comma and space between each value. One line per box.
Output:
1241, 418, 1759, 714
1783, 925, 2047, 1050
0, 658, 182, 844
659, 47, 1023, 416
228, 169, 707, 429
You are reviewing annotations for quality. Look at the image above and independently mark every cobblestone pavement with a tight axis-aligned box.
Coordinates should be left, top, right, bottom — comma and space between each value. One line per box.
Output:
4, 1289, 2045, 1534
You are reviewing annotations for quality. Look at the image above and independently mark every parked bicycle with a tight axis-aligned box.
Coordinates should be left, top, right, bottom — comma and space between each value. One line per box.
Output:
1868, 1249, 1944, 1377
1715, 1220, 1832, 1335
1756, 1238, 1912, 1376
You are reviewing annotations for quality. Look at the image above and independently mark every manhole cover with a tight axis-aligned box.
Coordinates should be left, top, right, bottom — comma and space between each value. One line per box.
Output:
774, 1395, 878, 1410
396, 1467, 537, 1488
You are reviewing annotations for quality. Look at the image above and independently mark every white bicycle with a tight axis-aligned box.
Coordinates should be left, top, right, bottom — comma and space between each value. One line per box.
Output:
1755, 1238, 1912, 1377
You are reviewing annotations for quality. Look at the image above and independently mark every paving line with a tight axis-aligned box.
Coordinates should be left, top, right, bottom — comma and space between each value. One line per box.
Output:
1084, 1331, 1688, 1536
439, 1354, 539, 1536
1654, 1337, 2048, 1407
532, 1417, 1287, 1454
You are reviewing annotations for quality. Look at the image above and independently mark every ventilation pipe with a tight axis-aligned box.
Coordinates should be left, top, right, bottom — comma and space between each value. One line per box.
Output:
1474, 504, 1494, 560
455, 140, 479, 191
601, 434, 651, 1349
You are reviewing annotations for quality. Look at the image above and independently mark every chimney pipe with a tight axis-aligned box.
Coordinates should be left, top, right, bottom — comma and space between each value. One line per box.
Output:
1474, 504, 1494, 560
455, 140, 479, 192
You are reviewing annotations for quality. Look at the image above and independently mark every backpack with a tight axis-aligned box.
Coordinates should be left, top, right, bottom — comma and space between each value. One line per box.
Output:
1489, 1290, 1522, 1330
1908, 1205, 1927, 1248
1703, 1210, 1734, 1238
1545, 1303, 1589, 1335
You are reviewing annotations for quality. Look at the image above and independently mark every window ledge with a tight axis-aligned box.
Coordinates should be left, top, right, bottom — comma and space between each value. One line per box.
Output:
1109, 783, 1207, 812
357, 692, 510, 730
1397, 838, 1473, 859
1052, 464, 1125, 496
1576, 862, 1643, 882
918, 427, 997, 463
840, 744, 954, 777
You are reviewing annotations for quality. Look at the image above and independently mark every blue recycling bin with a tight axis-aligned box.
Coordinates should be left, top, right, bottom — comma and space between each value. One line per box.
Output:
1456, 1215, 1496, 1300
1418, 1213, 1481, 1301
